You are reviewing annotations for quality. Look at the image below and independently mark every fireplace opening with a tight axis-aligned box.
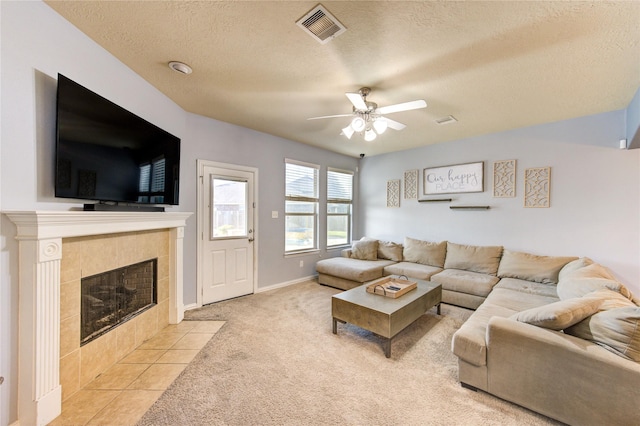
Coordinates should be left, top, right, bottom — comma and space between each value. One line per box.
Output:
81, 258, 157, 345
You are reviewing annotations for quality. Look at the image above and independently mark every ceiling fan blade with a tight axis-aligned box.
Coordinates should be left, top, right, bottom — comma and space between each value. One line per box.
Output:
307, 114, 353, 120
381, 117, 406, 130
345, 92, 368, 110
376, 99, 427, 115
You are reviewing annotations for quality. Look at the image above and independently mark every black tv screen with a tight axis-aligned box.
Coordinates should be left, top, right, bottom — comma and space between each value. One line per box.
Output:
55, 74, 180, 205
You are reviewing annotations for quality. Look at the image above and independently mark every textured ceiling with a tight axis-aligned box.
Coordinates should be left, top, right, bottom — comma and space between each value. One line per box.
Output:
45, 1, 640, 158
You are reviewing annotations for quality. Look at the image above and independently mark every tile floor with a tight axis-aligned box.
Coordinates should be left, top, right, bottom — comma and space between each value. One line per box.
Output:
49, 320, 225, 426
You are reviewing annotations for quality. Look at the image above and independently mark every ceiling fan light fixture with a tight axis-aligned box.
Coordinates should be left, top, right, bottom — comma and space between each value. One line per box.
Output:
373, 118, 388, 134
341, 125, 354, 139
364, 128, 377, 142
350, 116, 366, 132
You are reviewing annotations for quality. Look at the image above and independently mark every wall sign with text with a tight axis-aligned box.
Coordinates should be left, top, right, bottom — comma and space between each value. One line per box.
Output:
423, 161, 484, 195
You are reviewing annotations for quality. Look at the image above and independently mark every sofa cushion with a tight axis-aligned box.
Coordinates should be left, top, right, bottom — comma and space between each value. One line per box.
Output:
315, 257, 395, 283
558, 257, 593, 281
493, 278, 559, 298
511, 297, 603, 330
402, 237, 447, 268
350, 239, 378, 260
497, 250, 577, 285
444, 242, 503, 275
377, 240, 403, 262
430, 269, 499, 298
383, 262, 443, 281
486, 287, 560, 312
557, 263, 633, 301
452, 301, 517, 367
565, 306, 640, 362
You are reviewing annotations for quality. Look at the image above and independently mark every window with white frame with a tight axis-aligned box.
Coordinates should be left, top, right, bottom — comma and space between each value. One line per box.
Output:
285, 159, 319, 253
327, 168, 353, 247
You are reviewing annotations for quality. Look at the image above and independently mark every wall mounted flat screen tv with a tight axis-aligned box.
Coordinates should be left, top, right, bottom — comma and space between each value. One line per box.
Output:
55, 74, 180, 206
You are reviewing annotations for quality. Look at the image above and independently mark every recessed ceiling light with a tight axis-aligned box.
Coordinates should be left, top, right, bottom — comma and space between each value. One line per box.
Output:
168, 61, 192, 75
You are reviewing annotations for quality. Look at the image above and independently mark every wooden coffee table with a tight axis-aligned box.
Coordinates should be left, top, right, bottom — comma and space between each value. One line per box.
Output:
332, 278, 442, 358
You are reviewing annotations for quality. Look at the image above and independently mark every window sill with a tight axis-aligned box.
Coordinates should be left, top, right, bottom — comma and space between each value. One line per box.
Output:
284, 249, 320, 258
326, 244, 350, 251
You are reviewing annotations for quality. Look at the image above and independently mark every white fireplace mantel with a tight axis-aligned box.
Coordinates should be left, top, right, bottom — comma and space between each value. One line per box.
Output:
4, 210, 192, 426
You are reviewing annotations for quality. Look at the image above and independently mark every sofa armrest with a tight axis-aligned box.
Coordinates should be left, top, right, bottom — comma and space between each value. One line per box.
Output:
486, 316, 640, 425
341, 249, 352, 258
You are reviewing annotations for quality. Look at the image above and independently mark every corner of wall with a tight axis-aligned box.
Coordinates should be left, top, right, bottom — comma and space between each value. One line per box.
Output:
626, 87, 640, 149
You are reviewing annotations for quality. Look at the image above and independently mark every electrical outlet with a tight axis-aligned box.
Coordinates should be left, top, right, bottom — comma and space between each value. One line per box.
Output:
299, 260, 304, 268
271, 211, 278, 219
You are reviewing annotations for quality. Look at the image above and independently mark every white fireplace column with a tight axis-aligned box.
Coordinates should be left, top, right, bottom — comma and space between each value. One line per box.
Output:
17, 237, 64, 426
4, 211, 192, 426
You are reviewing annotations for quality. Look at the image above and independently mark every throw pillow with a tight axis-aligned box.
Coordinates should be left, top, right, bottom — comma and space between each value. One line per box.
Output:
565, 306, 640, 362
377, 240, 403, 262
402, 237, 447, 268
351, 239, 378, 261
497, 250, 577, 285
511, 297, 603, 330
557, 263, 633, 301
558, 257, 593, 282
444, 242, 503, 275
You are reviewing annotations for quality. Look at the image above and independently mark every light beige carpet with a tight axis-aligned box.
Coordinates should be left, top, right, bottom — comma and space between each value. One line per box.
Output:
137, 280, 559, 425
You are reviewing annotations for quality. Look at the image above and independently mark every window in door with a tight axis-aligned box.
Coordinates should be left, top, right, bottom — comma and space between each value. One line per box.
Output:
211, 176, 248, 239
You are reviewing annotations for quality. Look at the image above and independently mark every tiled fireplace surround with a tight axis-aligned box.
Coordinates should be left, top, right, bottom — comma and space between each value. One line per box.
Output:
5, 211, 191, 426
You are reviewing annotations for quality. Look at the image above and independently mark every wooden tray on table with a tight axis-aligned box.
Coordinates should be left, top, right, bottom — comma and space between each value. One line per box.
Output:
366, 277, 417, 298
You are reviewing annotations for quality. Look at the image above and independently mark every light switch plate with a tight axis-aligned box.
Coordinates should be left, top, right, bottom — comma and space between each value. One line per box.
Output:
271, 211, 278, 219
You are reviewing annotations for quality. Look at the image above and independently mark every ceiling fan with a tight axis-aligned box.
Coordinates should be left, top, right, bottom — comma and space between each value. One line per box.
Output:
308, 87, 427, 141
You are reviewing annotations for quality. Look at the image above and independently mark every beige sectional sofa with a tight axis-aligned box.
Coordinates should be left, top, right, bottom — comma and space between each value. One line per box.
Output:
315, 237, 640, 425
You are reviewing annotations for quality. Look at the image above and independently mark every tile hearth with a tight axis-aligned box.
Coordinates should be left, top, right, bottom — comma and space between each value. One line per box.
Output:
49, 320, 224, 426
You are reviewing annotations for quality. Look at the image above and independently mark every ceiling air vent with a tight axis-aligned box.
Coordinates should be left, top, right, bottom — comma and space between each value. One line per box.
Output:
435, 115, 458, 125
296, 4, 346, 44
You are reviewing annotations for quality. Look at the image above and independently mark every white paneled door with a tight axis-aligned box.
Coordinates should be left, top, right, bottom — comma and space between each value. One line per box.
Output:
198, 161, 256, 305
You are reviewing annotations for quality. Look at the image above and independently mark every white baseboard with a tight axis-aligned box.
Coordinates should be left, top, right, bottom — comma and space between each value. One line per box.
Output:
255, 275, 318, 293
183, 276, 317, 312
183, 302, 199, 311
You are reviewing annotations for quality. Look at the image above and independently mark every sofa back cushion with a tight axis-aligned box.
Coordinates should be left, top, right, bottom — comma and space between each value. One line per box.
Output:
558, 257, 593, 281
497, 250, 577, 285
350, 239, 378, 260
565, 306, 640, 362
444, 242, 503, 275
557, 263, 634, 300
403, 237, 447, 268
581, 289, 637, 311
377, 240, 404, 262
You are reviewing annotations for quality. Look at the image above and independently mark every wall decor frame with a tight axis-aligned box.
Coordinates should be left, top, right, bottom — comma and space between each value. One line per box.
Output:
423, 161, 483, 195
387, 179, 401, 207
493, 159, 516, 198
404, 169, 418, 199
524, 167, 551, 208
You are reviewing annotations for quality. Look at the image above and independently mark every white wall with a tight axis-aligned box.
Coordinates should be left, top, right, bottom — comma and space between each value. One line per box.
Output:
358, 110, 640, 296
0, 2, 356, 424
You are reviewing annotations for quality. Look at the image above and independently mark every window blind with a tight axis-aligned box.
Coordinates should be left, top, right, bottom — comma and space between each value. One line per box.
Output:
327, 169, 353, 202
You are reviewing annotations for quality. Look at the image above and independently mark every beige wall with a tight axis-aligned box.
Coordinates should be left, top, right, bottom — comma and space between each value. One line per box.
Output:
59, 229, 170, 401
